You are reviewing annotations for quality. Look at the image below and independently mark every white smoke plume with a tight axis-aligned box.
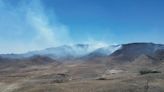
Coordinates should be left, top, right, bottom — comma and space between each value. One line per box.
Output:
0, 0, 72, 53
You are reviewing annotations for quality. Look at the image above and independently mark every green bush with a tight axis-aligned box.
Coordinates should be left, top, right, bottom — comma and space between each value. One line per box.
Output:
96, 77, 108, 80
139, 70, 161, 75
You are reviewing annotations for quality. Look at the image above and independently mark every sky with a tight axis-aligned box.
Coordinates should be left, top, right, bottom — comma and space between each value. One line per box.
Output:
0, 0, 164, 54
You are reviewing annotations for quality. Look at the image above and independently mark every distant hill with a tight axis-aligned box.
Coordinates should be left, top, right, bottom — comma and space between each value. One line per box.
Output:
0, 44, 121, 60
0, 55, 60, 69
108, 43, 164, 64
0, 43, 164, 65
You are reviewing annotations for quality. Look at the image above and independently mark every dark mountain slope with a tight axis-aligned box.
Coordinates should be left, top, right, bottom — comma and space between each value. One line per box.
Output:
109, 43, 164, 63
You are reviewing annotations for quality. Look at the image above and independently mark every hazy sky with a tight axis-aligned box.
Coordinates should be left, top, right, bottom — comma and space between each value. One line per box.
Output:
0, 0, 164, 53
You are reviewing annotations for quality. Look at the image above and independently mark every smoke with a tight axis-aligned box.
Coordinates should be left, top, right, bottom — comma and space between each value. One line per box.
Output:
26, 0, 72, 47
0, 0, 112, 54
0, 0, 72, 53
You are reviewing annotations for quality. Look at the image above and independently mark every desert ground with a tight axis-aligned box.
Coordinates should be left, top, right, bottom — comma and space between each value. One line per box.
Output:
0, 60, 164, 92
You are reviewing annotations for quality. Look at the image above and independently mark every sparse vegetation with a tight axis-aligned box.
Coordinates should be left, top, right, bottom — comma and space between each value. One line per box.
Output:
96, 77, 108, 80
139, 70, 161, 75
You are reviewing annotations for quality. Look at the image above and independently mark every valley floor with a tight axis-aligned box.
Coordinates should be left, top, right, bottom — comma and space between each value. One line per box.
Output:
0, 62, 164, 92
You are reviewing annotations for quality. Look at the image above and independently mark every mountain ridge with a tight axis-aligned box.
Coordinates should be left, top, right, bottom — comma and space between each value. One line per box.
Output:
0, 44, 121, 60
0, 43, 164, 63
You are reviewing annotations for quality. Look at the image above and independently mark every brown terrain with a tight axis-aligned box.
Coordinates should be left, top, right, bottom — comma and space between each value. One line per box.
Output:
0, 43, 164, 92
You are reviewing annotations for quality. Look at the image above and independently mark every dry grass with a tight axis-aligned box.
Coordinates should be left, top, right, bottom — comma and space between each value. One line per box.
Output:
0, 62, 164, 92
